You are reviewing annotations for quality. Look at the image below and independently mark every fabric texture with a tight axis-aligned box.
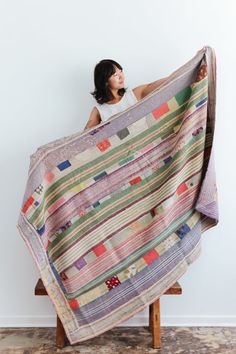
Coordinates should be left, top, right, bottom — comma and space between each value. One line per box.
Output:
95, 87, 138, 121
17, 45, 219, 345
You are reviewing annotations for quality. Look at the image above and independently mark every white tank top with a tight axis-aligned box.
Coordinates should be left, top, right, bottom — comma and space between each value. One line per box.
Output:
94, 87, 138, 122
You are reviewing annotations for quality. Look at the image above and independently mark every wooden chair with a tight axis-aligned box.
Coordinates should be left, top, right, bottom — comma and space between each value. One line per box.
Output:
35, 278, 182, 349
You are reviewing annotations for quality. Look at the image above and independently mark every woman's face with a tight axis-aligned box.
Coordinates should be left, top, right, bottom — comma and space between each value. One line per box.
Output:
107, 66, 125, 90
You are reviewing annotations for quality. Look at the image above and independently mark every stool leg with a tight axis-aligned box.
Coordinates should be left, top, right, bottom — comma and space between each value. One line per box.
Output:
56, 315, 66, 348
151, 298, 161, 349
149, 304, 153, 331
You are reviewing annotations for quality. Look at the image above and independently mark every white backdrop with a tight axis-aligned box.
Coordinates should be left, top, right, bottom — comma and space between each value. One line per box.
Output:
0, 0, 235, 327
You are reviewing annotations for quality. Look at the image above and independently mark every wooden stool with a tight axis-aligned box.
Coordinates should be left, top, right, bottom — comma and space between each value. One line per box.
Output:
149, 281, 182, 348
35, 279, 67, 348
35, 278, 182, 349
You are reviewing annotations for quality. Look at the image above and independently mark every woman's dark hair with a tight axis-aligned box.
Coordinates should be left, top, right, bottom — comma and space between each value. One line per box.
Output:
90, 59, 127, 104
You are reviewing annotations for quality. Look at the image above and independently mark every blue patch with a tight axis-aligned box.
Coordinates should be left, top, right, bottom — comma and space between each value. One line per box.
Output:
37, 224, 45, 236
176, 223, 191, 239
196, 97, 207, 108
57, 160, 71, 171
164, 156, 172, 164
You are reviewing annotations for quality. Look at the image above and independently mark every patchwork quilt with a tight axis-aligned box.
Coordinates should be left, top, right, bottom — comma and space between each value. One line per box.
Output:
17, 46, 219, 344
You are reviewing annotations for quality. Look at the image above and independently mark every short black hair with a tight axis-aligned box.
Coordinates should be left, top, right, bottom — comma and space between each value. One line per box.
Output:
90, 59, 127, 105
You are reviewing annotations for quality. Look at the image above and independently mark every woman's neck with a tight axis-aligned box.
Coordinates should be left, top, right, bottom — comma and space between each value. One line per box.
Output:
108, 89, 121, 104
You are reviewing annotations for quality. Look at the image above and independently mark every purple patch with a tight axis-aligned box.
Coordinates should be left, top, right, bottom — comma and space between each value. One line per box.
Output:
75, 257, 87, 270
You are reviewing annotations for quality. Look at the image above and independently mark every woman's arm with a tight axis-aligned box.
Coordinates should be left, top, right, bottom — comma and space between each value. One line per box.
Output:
83, 107, 101, 131
133, 77, 168, 100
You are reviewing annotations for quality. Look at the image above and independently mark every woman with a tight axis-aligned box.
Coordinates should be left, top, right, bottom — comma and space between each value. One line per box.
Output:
84, 59, 167, 130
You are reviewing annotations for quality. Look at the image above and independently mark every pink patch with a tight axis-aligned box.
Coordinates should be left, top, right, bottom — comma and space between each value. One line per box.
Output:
45, 171, 55, 183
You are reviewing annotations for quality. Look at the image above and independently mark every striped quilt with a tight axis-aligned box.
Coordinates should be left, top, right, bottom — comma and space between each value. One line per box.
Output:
17, 45, 219, 344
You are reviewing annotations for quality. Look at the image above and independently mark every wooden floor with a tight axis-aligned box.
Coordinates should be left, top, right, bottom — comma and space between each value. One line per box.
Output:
0, 326, 236, 353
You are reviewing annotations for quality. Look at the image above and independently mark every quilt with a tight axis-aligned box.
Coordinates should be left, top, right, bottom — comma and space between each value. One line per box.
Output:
17, 45, 219, 344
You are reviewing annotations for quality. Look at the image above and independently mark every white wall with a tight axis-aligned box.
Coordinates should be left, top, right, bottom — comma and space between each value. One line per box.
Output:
0, 0, 235, 327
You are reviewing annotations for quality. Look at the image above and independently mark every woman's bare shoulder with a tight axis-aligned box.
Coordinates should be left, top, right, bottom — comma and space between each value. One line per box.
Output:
84, 106, 101, 130
90, 105, 101, 118
92, 105, 99, 113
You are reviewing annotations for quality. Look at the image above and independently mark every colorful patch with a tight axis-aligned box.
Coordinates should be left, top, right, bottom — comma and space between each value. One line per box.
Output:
130, 176, 142, 185
93, 243, 106, 257
57, 160, 71, 171
22, 196, 34, 214
74, 257, 87, 270
175, 86, 192, 106
105, 275, 121, 290
45, 171, 55, 183
164, 156, 172, 164
97, 139, 111, 152
176, 182, 188, 195
143, 249, 160, 264
69, 299, 80, 309
176, 223, 191, 239
94, 171, 108, 181
37, 224, 45, 236
152, 102, 169, 119
117, 127, 130, 139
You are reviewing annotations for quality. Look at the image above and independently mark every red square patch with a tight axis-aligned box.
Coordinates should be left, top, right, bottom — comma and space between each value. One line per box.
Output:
143, 249, 160, 264
152, 102, 169, 119
69, 299, 80, 309
22, 196, 34, 214
177, 182, 188, 195
93, 243, 106, 256
97, 139, 111, 152
130, 176, 142, 185
105, 275, 121, 290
